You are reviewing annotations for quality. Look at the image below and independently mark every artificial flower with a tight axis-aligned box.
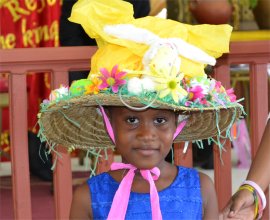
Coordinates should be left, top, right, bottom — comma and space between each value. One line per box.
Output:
42, 99, 50, 104
209, 79, 225, 95
226, 88, 237, 102
155, 72, 187, 103
189, 77, 210, 95
70, 79, 93, 96
214, 80, 226, 93
85, 78, 102, 95
188, 85, 205, 102
127, 77, 142, 95
99, 65, 127, 93
141, 77, 155, 92
49, 85, 69, 101
142, 43, 189, 103
127, 77, 156, 95
208, 79, 216, 93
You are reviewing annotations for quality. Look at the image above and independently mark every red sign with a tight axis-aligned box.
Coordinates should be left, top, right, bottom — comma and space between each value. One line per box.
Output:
0, 0, 61, 160
1, 0, 61, 48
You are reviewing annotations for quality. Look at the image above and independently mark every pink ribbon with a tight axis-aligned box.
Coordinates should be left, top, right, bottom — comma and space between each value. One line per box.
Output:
173, 120, 187, 140
99, 106, 115, 143
107, 162, 162, 220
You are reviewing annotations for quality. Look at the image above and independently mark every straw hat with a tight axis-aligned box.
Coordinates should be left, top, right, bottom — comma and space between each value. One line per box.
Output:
38, 0, 243, 153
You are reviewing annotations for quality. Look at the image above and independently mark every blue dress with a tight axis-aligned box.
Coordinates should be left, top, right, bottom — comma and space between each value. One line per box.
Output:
88, 166, 202, 220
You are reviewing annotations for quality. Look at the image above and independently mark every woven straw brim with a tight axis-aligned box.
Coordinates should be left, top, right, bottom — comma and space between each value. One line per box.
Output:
40, 93, 242, 150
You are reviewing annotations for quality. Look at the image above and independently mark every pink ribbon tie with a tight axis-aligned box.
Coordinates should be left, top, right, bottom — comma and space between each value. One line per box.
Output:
173, 120, 187, 140
99, 106, 115, 143
107, 162, 162, 220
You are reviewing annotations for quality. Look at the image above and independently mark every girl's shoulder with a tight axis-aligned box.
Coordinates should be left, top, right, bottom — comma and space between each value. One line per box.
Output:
87, 172, 119, 193
87, 172, 111, 184
198, 171, 219, 219
198, 171, 214, 193
175, 166, 201, 186
70, 182, 92, 219
176, 166, 215, 190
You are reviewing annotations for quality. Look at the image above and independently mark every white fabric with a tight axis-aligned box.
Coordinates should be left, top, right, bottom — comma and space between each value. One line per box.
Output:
104, 24, 216, 66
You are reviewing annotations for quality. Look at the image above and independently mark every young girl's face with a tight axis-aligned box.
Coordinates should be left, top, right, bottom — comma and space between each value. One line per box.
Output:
109, 107, 177, 169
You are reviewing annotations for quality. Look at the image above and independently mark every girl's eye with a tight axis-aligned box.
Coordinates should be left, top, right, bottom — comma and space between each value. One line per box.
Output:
154, 117, 166, 124
126, 117, 139, 124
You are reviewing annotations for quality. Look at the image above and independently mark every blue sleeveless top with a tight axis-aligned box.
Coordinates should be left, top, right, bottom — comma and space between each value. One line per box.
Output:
88, 166, 202, 220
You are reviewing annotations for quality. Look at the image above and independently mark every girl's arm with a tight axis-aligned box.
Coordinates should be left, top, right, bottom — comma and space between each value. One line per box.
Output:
70, 182, 93, 220
245, 119, 270, 191
199, 172, 219, 220
223, 117, 270, 218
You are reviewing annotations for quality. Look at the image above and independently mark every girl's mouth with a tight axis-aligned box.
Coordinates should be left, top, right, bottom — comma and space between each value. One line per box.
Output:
134, 147, 159, 156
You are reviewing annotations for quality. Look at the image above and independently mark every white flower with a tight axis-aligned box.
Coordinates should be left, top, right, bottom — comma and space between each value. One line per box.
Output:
141, 77, 155, 92
127, 77, 143, 95
127, 77, 156, 95
49, 85, 69, 101
57, 86, 69, 95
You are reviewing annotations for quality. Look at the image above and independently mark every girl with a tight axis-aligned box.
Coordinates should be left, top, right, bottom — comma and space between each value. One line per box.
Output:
37, 0, 244, 219
69, 107, 219, 219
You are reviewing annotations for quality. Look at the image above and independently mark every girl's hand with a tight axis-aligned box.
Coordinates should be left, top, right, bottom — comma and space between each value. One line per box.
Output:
222, 189, 255, 219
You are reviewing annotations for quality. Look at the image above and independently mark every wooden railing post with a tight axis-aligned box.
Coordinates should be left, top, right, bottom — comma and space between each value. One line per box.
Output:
249, 63, 268, 156
213, 62, 232, 211
174, 143, 193, 168
9, 73, 32, 219
249, 63, 269, 219
52, 70, 73, 220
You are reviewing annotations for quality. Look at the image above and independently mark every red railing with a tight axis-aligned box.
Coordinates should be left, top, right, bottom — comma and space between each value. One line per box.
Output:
0, 41, 269, 219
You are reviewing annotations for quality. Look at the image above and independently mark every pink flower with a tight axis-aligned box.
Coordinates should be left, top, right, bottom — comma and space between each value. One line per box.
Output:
214, 81, 226, 93
200, 99, 208, 105
226, 88, 237, 102
99, 65, 127, 93
215, 81, 222, 91
42, 99, 50, 104
185, 101, 191, 107
189, 86, 205, 101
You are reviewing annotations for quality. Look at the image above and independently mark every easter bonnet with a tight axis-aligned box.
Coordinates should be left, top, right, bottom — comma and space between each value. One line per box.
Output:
37, 0, 244, 158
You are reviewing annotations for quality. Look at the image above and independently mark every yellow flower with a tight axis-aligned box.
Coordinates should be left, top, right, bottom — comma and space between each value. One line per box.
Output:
85, 78, 102, 95
155, 71, 187, 103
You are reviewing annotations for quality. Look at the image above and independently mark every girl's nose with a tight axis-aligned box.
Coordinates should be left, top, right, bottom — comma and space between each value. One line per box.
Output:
136, 122, 156, 141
